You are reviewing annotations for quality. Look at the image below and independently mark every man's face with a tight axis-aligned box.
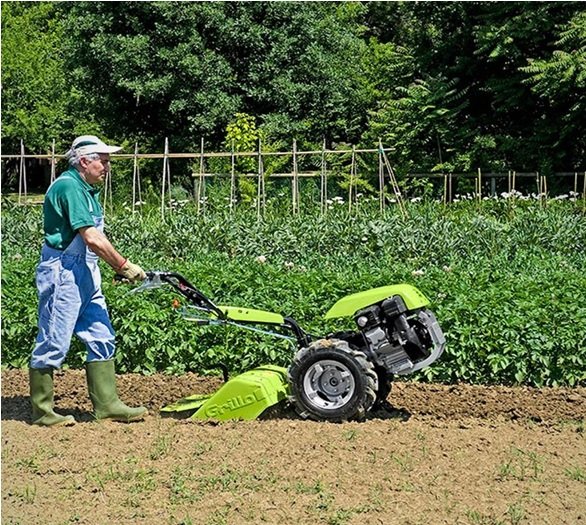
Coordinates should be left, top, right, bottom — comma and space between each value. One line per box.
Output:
81, 154, 110, 184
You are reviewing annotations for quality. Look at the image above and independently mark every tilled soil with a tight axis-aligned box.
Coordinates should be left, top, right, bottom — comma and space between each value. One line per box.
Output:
2, 369, 585, 525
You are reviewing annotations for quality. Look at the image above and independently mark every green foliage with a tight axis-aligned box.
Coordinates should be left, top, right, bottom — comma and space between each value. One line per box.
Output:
2, 196, 585, 387
0, 2, 82, 153
519, 10, 586, 169
2, 2, 585, 181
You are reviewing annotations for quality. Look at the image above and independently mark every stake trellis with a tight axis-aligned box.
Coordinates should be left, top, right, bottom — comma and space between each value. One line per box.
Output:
3, 140, 584, 215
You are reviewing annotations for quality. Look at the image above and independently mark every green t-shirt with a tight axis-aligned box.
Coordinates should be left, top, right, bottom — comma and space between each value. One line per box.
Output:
43, 167, 103, 249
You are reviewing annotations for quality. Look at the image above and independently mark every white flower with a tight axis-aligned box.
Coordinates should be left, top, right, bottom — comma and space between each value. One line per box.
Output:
284, 261, 294, 269
256, 255, 267, 264
411, 269, 425, 277
442, 265, 452, 273
361, 236, 368, 242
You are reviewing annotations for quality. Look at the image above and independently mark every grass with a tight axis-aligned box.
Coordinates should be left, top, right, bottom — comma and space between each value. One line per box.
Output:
150, 433, 173, 460
466, 502, 525, 525
497, 447, 545, 481
390, 451, 415, 473
168, 466, 198, 504
564, 466, 586, 482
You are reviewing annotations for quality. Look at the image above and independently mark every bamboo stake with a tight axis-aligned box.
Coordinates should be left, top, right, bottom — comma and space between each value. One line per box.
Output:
161, 138, 171, 219
102, 166, 109, 214
50, 139, 56, 184
583, 171, 585, 213
107, 160, 113, 215
132, 143, 140, 214
536, 172, 547, 207
196, 138, 205, 215
292, 140, 299, 215
574, 172, 578, 195
320, 139, 327, 216
230, 140, 236, 213
443, 174, 447, 205
535, 171, 540, 201
378, 140, 385, 214
18, 140, 27, 204
348, 145, 356, 215
161, 140, 166, 220
477, 167, 482, 202
257, 139, 265, 219
380, 145, 407, 219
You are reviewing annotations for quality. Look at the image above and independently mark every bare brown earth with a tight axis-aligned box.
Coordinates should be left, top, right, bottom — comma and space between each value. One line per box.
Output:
2, 369, 585, 525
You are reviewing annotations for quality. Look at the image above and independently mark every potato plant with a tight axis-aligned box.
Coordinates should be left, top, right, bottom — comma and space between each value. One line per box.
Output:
2, 196, 585, 386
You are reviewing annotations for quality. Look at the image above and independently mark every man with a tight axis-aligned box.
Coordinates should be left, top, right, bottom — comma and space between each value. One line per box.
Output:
30, 135, 147, 426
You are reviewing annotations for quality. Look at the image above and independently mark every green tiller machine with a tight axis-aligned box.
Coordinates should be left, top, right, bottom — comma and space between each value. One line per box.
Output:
132, 271, 445, 422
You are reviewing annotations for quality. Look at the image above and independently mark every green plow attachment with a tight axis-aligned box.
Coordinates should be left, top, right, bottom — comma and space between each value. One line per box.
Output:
161, 365, 290, 420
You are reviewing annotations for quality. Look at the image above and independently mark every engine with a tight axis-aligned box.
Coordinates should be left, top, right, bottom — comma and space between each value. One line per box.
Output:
353, 295, 442, 375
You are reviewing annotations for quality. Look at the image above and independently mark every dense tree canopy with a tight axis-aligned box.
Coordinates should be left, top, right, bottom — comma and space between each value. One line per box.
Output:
1, 1, 584, 179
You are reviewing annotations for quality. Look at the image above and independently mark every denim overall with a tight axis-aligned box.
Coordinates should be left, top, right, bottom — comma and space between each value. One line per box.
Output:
31, 184, 115, 369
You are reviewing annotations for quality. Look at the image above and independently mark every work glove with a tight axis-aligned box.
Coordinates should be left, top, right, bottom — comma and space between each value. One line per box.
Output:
117, 260, 146, 283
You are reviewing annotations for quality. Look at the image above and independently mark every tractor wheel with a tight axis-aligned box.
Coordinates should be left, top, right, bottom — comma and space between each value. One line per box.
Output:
288, 339, 377, 422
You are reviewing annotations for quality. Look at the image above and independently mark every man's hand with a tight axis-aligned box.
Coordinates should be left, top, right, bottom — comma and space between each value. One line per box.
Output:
117, 260, 146, 283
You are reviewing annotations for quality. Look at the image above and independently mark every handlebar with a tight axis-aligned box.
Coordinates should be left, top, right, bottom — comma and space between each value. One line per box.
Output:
126, 271, 226, 319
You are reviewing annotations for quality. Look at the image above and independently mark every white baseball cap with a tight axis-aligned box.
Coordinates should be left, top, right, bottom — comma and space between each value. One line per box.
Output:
70, 135, 122, 156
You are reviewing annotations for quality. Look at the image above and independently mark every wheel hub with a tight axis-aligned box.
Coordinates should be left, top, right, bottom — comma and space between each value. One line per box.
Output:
303, 360, 356, 410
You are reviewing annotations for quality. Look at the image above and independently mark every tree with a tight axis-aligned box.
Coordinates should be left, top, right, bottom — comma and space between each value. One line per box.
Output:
520, 10, 586, 170
1, 2, 81, 154
60, 2, 369, 152
361, 2, 585, 172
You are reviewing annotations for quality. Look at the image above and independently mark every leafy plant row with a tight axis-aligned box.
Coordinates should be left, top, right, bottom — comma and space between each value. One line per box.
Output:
2, 198, 585, 387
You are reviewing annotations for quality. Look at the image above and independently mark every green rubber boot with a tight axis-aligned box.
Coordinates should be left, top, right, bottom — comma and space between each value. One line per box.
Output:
29, 368, 76, 426
86, 360, 147, 422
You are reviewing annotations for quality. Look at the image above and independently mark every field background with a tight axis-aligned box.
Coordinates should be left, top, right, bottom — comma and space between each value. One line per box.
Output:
2, 196, 586, 524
